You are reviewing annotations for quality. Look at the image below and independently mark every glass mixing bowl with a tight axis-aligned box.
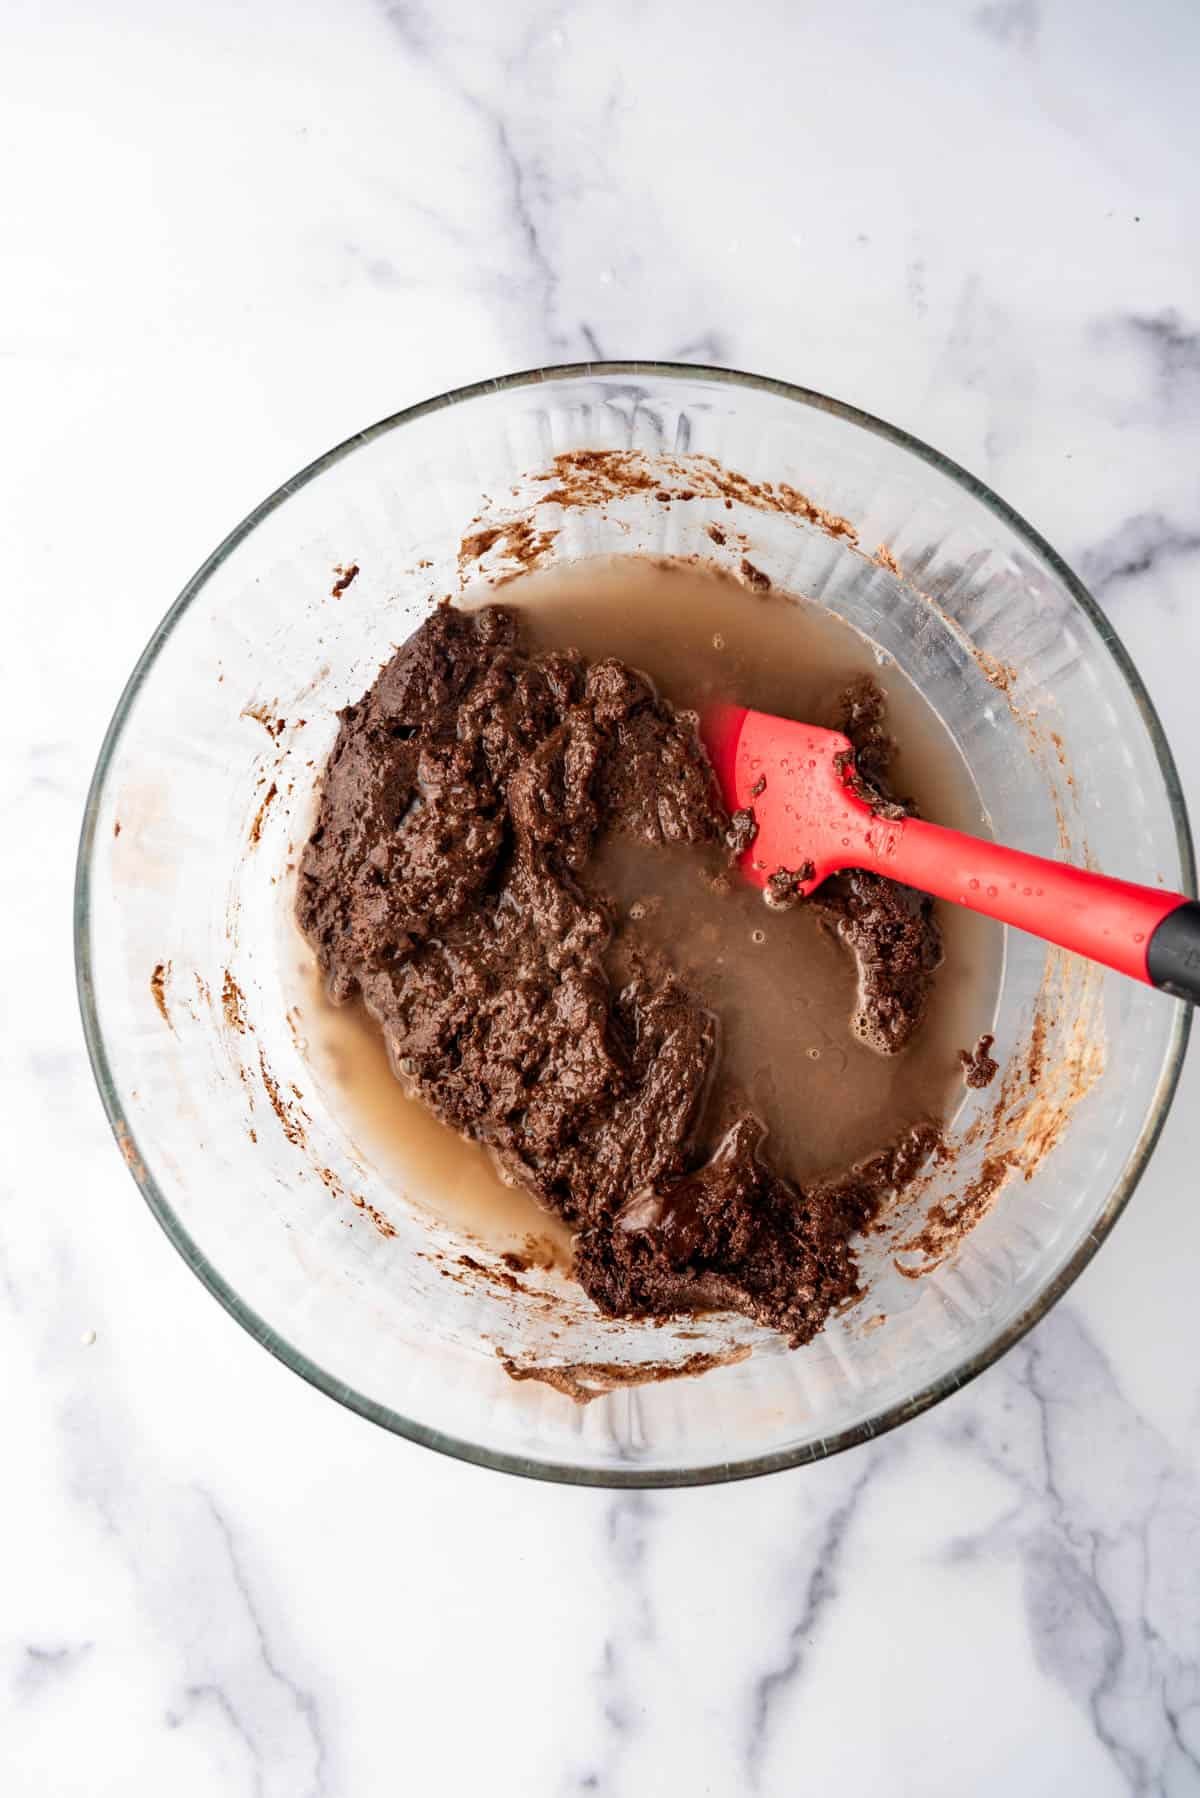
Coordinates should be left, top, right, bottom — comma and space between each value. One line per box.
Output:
76, 365, 1193, 1485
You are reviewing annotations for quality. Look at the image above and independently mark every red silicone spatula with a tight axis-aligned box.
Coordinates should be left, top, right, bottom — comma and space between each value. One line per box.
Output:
702, 704, 1200, 1005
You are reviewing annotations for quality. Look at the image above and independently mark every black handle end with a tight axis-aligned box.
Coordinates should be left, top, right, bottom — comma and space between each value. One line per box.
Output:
1147, 899, 1200, 1005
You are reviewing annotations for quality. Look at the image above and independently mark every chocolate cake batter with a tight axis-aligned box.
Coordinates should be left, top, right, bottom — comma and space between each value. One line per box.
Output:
298, 595, 955, 1345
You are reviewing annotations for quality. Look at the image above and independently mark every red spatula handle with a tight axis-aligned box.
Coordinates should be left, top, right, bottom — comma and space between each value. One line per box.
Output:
867, 816, 1198, 994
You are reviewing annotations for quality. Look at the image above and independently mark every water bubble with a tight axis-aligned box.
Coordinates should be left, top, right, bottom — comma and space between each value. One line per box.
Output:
806, 1047, 821, 1060
751, 928, 766, 945
1134, 932, 1145, 944
986, 885, 997, 897
968, 878, 980, 890
1023, 887, 1032, 896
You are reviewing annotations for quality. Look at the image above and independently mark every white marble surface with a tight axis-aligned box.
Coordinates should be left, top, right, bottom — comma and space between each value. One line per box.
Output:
5, 0, 1200, 1790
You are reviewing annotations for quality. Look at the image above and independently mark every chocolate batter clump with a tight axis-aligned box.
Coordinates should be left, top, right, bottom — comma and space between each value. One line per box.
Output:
959, 1033, 999, 1089
298, 603, 944, 1344
812, 871, 943, 1055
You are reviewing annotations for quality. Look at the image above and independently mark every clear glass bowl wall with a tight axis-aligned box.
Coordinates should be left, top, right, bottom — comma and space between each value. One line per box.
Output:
77, 368, 1192, 1484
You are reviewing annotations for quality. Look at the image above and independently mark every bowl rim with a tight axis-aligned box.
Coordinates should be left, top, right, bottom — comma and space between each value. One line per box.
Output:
75, 359, 1196, 1487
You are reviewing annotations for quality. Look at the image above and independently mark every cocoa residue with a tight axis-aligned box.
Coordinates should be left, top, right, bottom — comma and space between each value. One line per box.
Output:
974, 648, 1019, 695
459, 518, 558, 579
150, 961, 172, 1027
315, 1163, 396, 1238
497, 1342, 752, 1404
539, 449, 858, 544
538, 449, 659, 509
1048, 731, 1077, 797
739, 557, 771, 591
248, 780, 278, 846
895, 1154, 1015, 1277
258, 1046, 308, 1148
460, 1253, 534, 1296
241, 704, 286, 740
114, 1121, 146, 1182
222, 971, 247, 1033
459, 525, 503, 561
331, 562, 360, 598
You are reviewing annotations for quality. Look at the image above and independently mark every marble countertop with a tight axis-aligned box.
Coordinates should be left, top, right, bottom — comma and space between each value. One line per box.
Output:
6, 0, 1200, 1791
